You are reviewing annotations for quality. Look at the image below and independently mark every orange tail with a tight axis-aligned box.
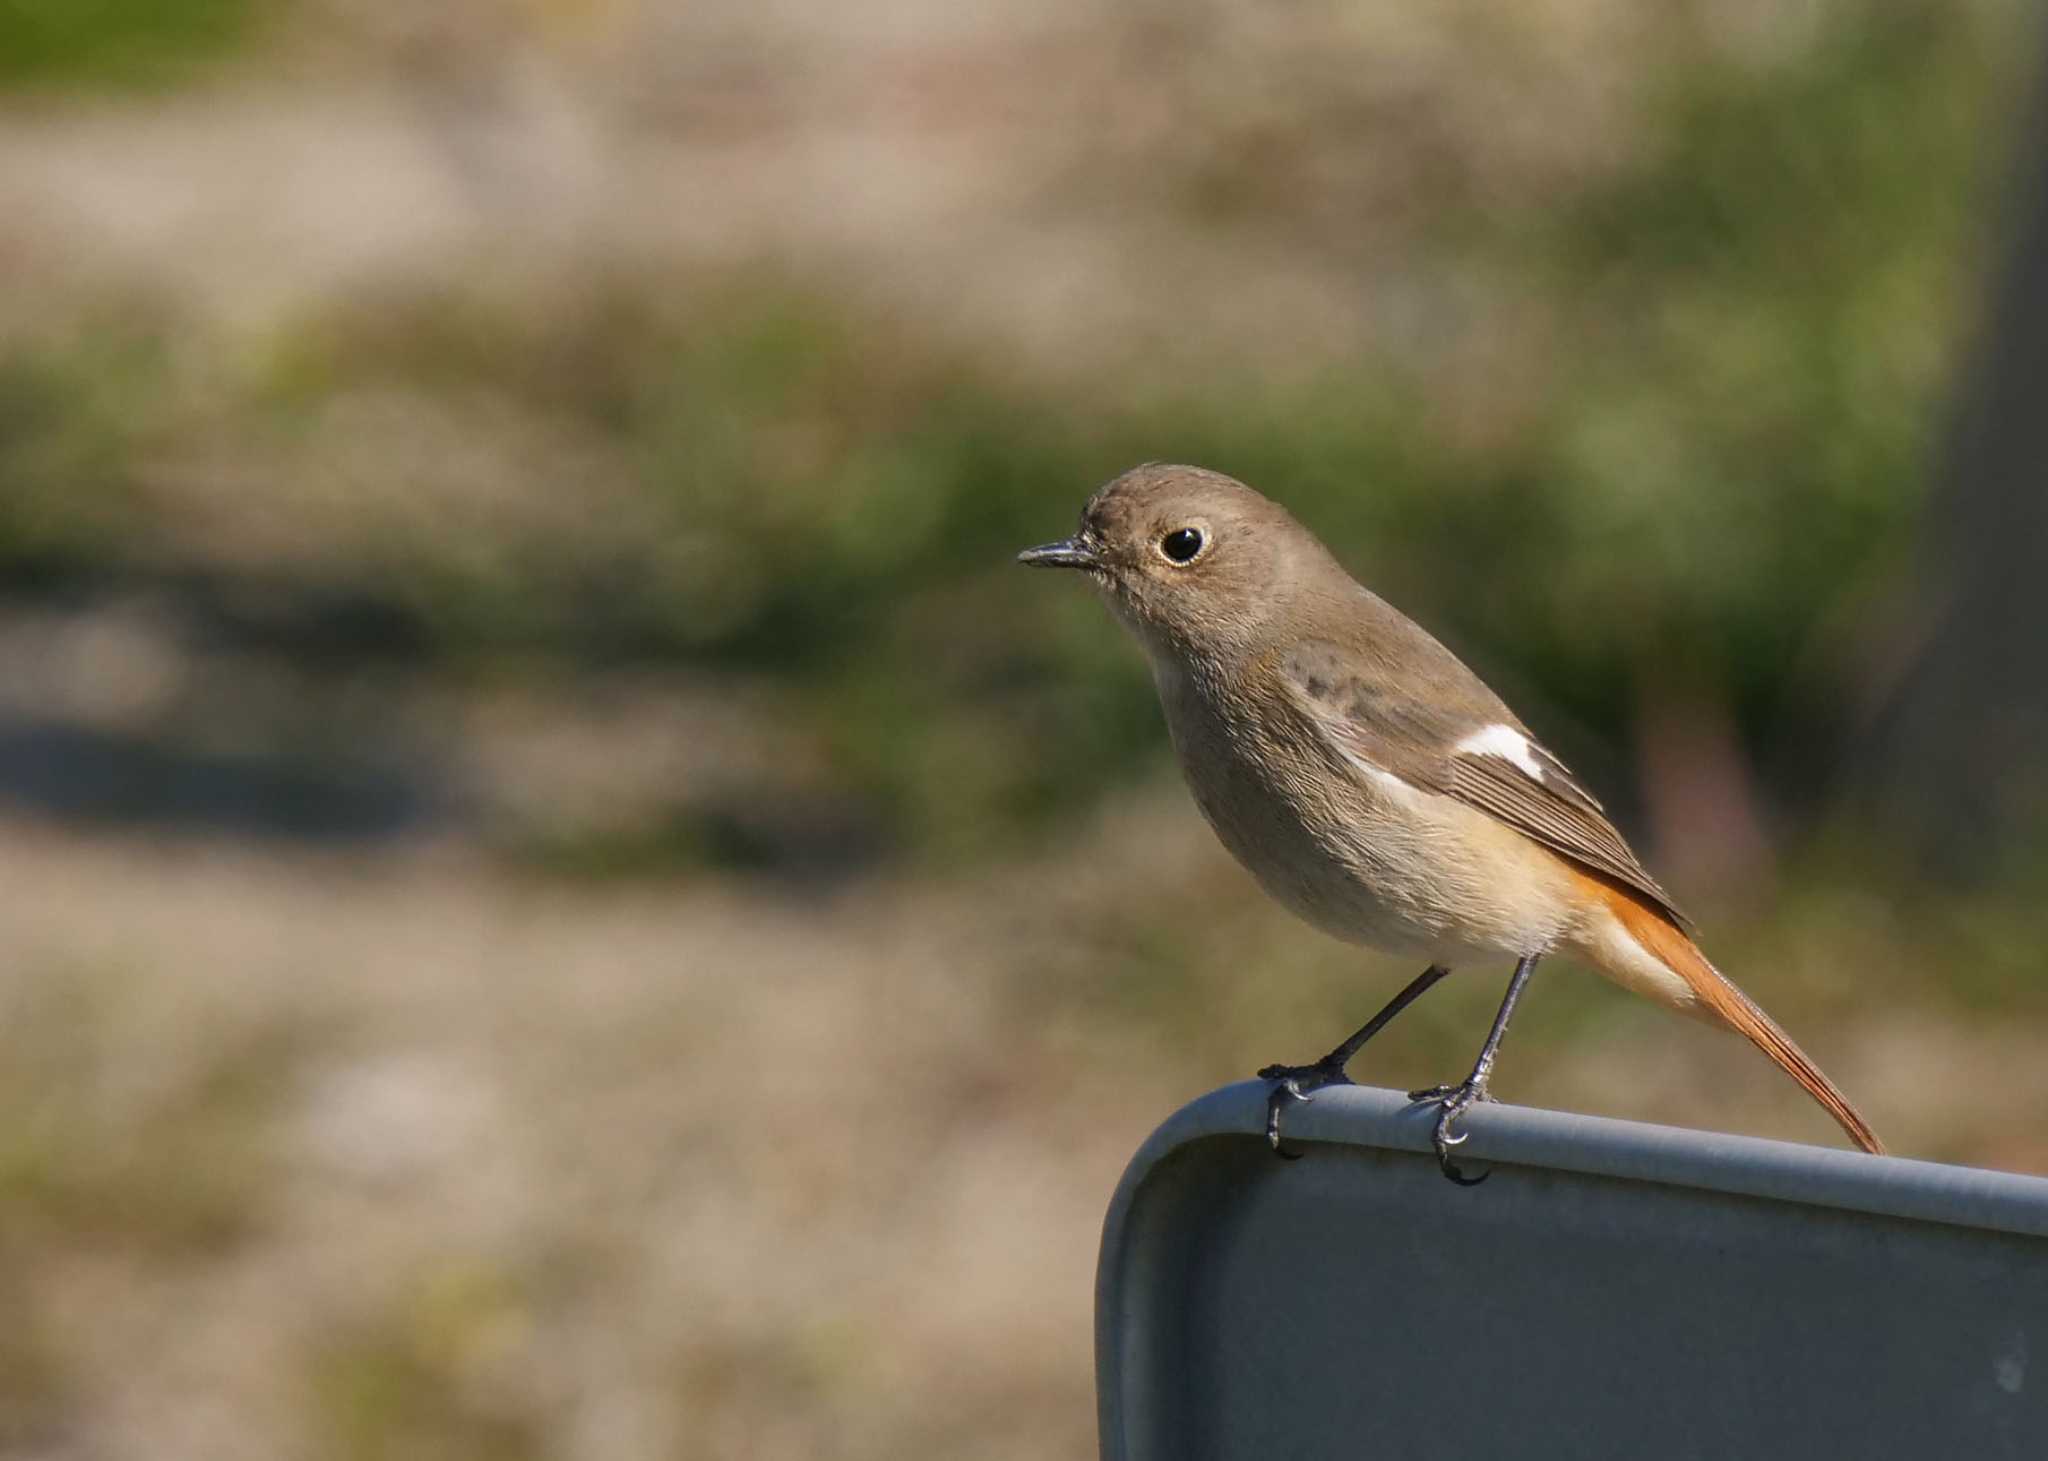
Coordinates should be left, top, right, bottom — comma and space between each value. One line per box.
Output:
1584, 878, 1885, 1155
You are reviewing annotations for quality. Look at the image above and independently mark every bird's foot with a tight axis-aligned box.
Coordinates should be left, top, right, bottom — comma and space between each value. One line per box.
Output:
1406, 1077, 1494, 1187
1257, 1056, 1354, 1160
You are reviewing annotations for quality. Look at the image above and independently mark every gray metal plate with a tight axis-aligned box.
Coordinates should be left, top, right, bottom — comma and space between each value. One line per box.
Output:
1097, 1083, 2048, 1461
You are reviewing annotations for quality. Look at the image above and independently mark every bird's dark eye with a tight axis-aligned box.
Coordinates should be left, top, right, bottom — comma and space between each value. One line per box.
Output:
1160, 527, 1205, 563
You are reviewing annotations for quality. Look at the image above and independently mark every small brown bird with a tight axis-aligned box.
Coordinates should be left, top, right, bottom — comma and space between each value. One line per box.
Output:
1020, 463, 1883, 1182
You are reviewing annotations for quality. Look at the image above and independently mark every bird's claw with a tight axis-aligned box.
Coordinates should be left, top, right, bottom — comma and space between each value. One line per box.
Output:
1259, 1058, 1353, 1159
1407, 1077, 1493, 1186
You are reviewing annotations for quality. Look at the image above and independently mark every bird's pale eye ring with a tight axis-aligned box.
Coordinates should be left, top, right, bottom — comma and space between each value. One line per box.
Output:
1158, 525, 1207, 565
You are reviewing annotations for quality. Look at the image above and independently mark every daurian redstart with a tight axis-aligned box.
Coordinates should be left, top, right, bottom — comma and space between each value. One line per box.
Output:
1021, 463, 1882, 1183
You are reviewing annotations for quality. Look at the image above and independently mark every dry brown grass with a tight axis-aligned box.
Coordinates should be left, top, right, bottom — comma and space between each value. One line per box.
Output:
0, 818, 1164, 1458
0, 785, 2038, 1457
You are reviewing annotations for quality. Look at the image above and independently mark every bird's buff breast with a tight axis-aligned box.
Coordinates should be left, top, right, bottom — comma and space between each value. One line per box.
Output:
1155, 666, 1575, 962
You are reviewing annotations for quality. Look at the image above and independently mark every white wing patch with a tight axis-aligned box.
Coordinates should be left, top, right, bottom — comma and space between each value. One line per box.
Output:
1454, 724, 1544, 781
1318, 735, 1431, 804
1331, 743, 1423, 796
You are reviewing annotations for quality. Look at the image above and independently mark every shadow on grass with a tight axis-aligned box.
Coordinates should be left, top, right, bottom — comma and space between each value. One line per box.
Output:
0, 712, 451, 843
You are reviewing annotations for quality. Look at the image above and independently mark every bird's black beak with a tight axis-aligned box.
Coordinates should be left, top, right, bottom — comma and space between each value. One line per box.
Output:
1016, 536, 1101, 570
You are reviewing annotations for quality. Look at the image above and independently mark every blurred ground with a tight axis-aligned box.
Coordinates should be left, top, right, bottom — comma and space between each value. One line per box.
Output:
4, 802, 2046, 1459
2, 1, 2046, 1457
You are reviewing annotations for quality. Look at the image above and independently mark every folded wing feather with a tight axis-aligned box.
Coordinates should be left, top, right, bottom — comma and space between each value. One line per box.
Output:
1275, 640, 1690, 930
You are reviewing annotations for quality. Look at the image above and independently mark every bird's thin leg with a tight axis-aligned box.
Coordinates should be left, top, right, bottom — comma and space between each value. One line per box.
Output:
1260, 963, 1452, 1158
1409, 952, 1541, 1186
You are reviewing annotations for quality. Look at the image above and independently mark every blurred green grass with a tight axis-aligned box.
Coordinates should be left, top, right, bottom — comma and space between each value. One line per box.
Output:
311, 1263, 545, 1461
0, 0, 258, 88
0, 0, 2018, 877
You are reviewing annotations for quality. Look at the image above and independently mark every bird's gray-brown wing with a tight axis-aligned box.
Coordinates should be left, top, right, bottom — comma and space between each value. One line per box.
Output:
1273, 639, 1690, 928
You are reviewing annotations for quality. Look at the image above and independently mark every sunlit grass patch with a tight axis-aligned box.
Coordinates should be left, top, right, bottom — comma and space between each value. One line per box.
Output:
0, 0, 261, 90
308, 1262, 545, 1461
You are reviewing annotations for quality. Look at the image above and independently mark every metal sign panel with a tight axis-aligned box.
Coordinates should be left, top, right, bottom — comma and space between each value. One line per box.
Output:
1097, 1083, 2048, 1460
